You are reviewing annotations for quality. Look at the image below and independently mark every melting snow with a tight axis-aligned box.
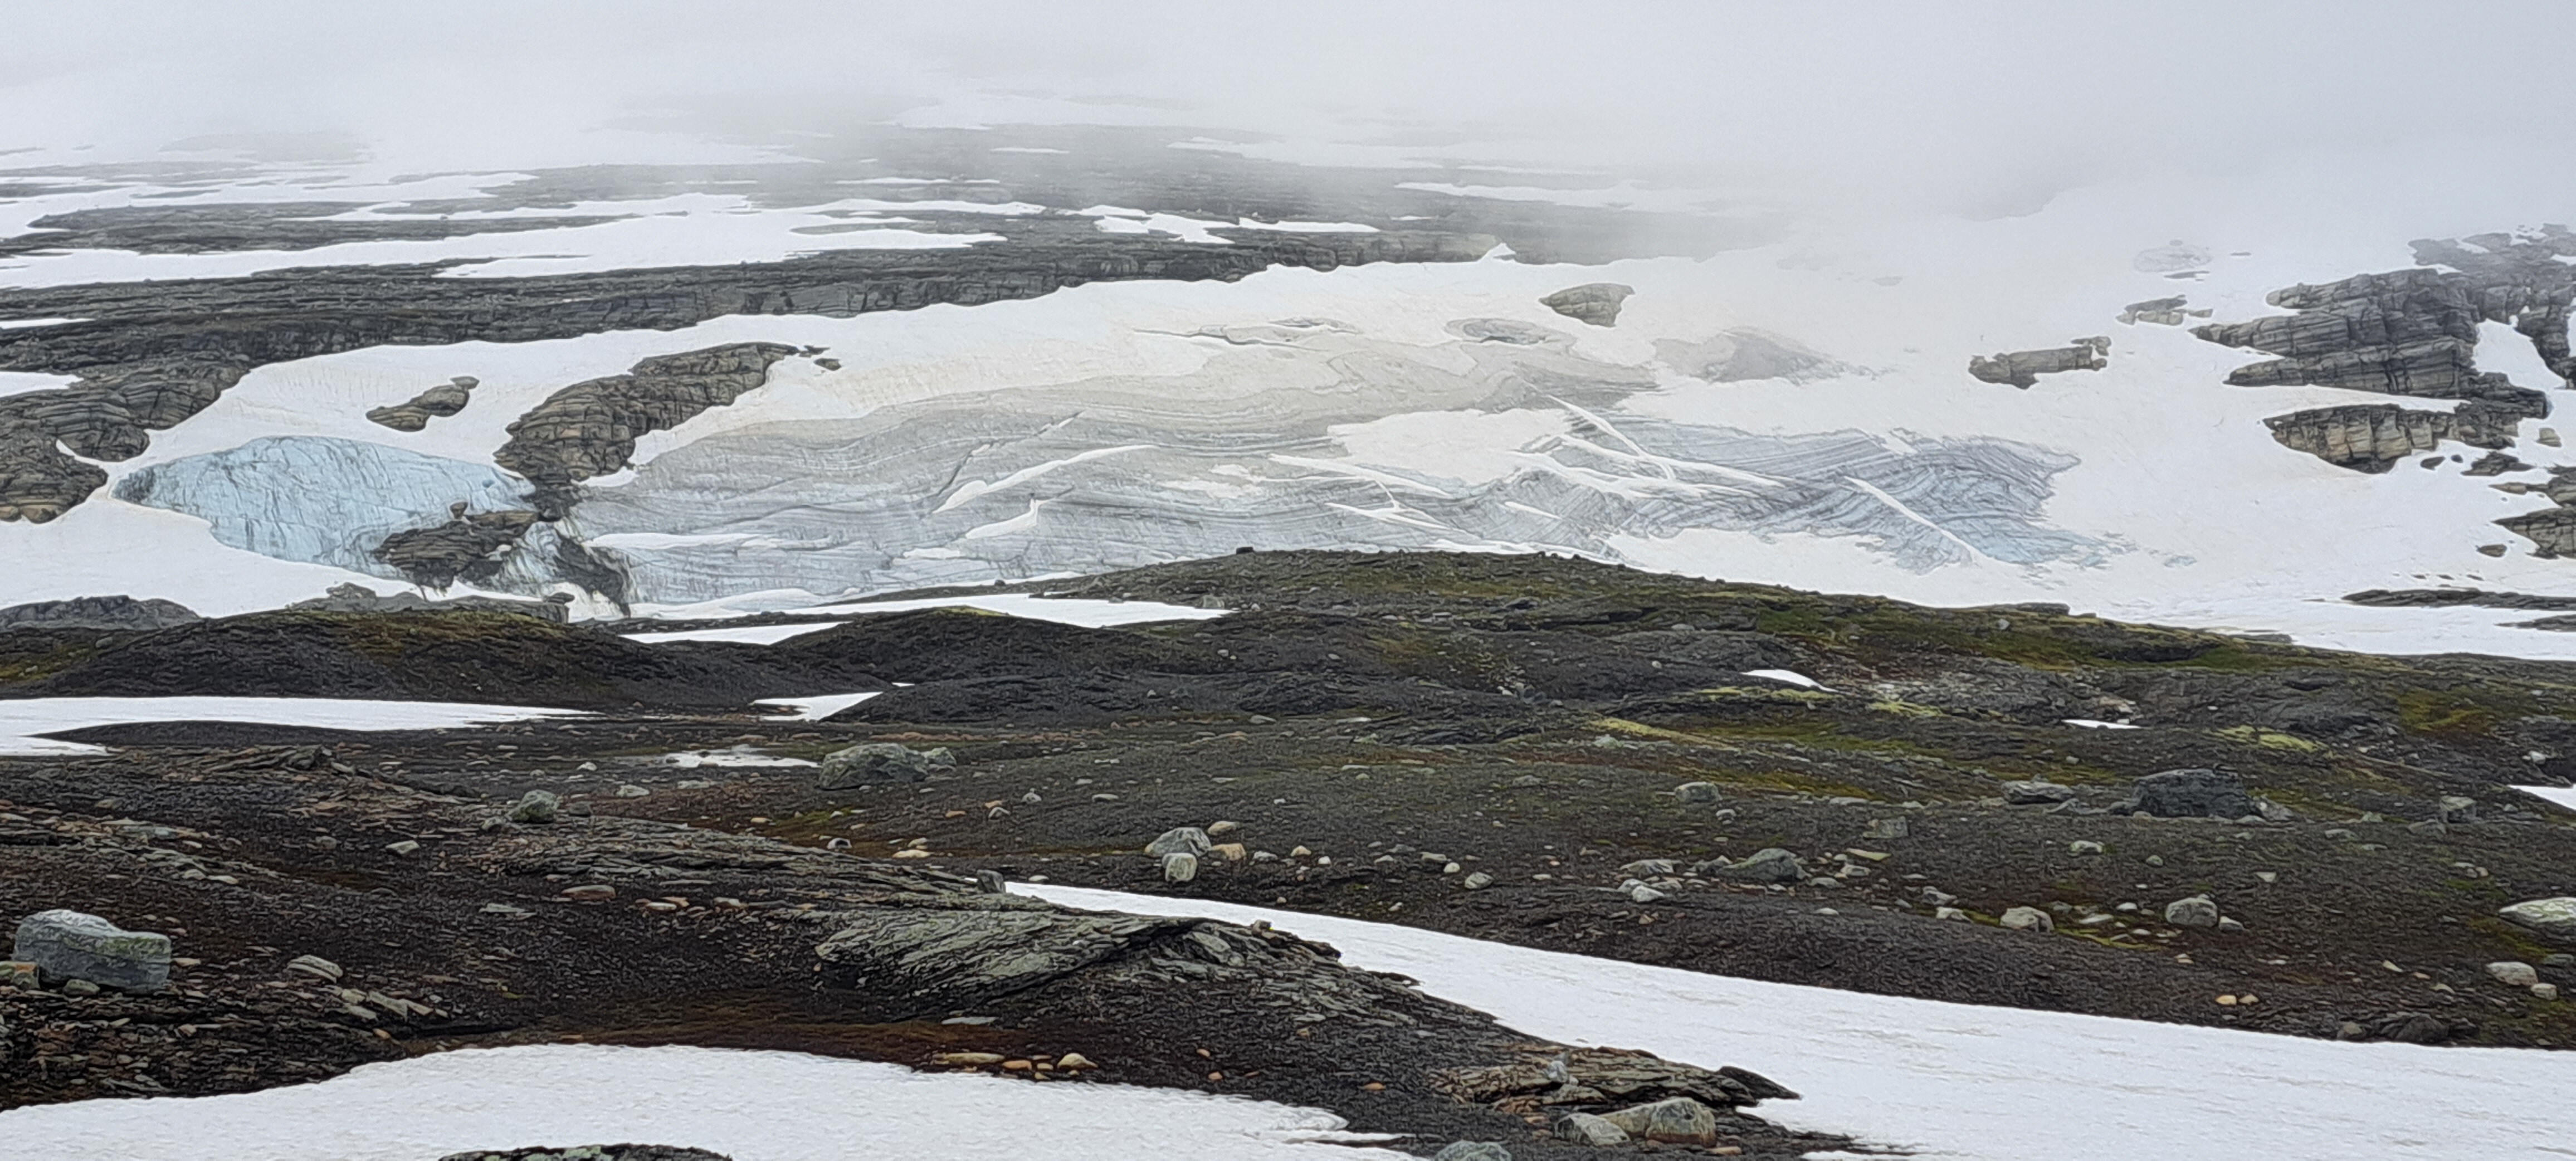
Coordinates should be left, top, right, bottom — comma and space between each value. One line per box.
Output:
1740, 668, 1828, 690
1024, 884, 2576, 1161
0, 696, 585, 756
2064, 718, 2143, 730
0, 1043, 1404, 1161
622, 620, 850, 646
753, 691, 881, 721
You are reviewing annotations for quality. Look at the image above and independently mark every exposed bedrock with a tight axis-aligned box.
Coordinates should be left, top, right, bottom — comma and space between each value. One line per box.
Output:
2262, 402, 2518, 472
365, 376, 477, 432
494, 343, 797, 516
0, 202, 627, 258
372, 504, 542, 590
287, 581, 569, 621
2117, 295, 2210, 326
1968, 336, 2109, 388
0, 223, 1497, 521
0, 594, 200, 632
1539, 281, 1635, 326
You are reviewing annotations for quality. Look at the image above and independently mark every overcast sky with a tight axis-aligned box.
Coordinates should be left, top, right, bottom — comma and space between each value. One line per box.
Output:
4, 2, 2571, 222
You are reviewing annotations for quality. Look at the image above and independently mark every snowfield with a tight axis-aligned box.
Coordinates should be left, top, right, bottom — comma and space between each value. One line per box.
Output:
0, 696, 587, 756
1024, 884, 2576, 1161
0, 1042, 1408, 1161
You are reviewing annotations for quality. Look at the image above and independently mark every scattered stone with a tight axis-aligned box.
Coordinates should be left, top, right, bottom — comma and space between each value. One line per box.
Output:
2489, 961, 2541, 987
1863, 817, 1910, 840
816, 742, 950, 788
1628, 884, 1668, 904
1705, 847, 1805, 884
2068, 840, 2104, 855
2, 960, 38, 990
506, 789, 560, 824
1431, 1143, 1513, 1161
1555, 1112, 1632, 1145
437, 1147, 731, 1161
2536, 983, 2562, 1001
1463, 871, 1495, 890
2500, 897, 2576, 943
2112, 769, 2258, 819
2546, 953, 2576, 968
1621, 859, 1677, 878
562, 884, 616, 902
1162, 852, 1199, 883
1674, 782, 1722, 804
12, 910, 170, 992
386, 840, 421, 855
1934, 906, 1969, 921
2436, 796, 2480, 824
1999, 906, 2054, 933
1146, 827, 1213, 858
1919, 887, 1957, 906
2216, 917, 2245, 933
2164, 895, 2222, 929
285, 954, 344, 982
1597, 1096, 1721, 1144
60, 978, 99, 996
611, 784, 651, 798
975, 870, 1007, 894
2001, 779, 2079, 806
1206, 820, 1240, 837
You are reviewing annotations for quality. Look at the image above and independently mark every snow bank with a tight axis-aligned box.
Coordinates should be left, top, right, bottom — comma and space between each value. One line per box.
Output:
800, 592, 1228, 626
1023, 884, 2576, 1161
622, 620, 850, 645
0, 696, 586, 756
0, 1042, 1405, 1161
753, 691, 880, 720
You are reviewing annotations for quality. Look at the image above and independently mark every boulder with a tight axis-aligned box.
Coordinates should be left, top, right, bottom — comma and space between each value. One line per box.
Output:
816, 743, 949, 788
2113, 769, 2258, 819
1554, 1113, 1631, 1145
1863, 817, 1910, 840
1161, 852, 1200, 883
2500, 897, 2576, 943
2488, 961, 2540, 987
2164, 895, 2222, 929
1706, 847, 1804, 884
506, 789, 560, 824
1145, 826, 1213, 858
2437, 796, 2480, 824
1999, 906, 2054, 933
1598, 1096, 1721, 1144
1674, 781, 1723, 804
2001, 779, 2078, 806
11, 910, 169, 992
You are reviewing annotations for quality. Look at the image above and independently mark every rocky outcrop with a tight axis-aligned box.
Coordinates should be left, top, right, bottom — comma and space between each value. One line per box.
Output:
494, 344, 798, 517
373, 504, 542, 589
2110, 769, 2259, 819
814, 742, 955, 788
1539, 282, 1634, 326
2262, 403, 2516, 472
0, 595, 199, 632
367, 377, 478, 432
2343, 588, 2576, 611
439, 1148, 728, 1161
1968, 337, 2109, 388
287, 582, 570, 622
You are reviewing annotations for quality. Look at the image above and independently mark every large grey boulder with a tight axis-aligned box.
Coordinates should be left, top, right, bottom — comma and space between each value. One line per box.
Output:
815, 743, 953, 789
1555, 1113, 1631, 1145
12, 910, 169, 992
506, 789, 560, 824
2164, 895, 2222, 929
2112, 769, 2258, 819
2501, 897, 2576, 943
1145, 826, 1212, 858
1539, 282, 1635, 327
1598, 1096, 1721, 1144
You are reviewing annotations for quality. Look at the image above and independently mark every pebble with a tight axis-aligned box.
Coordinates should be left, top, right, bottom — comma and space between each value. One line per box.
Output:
1207, 821, 1240, 836
1935, 906, 1968, 921
61, 978, 100, 996
1056, 1052, 1095, 1069
561, 884, 616, 901
2069, 840, 2104, 855
1462, 871, 1494, 890
2164, 895, 2221, 929
612, 784, 651, 798
1162, 852, 1200, 883
385, 840, 421, 856
2536, 983, 2561, 1001
1556, 1113, 1631, 1145
1674, 782, 1722, 804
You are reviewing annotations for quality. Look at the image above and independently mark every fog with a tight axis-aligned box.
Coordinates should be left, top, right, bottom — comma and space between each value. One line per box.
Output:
7, 1, 2575, 224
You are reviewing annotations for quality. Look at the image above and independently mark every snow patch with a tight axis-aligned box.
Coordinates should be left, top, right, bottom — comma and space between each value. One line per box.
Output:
0, 697, 585, 756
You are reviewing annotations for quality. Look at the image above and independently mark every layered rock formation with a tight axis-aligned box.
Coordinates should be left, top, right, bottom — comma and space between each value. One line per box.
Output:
2261, 403, 2517, 473
365, 377, 477, 432
0, 595, 199, 631
286, 582, 569, 622
372, 505, 543, 590
494, 344, 797, 517
1968, 336, 2109, 388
